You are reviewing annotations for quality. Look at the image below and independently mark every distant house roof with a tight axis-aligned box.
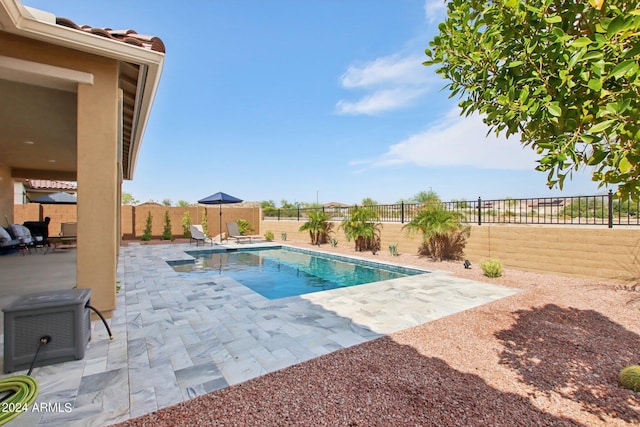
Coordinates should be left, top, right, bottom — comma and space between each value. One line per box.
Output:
27, 180, 77, 191
55, 17, 166, 53
324, 202, 349, 208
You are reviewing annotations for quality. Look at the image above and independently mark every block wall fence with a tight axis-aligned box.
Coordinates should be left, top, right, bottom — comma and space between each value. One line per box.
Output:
14, 204, 260, 241
261, 219, 640, 283
12, 204, 639, 283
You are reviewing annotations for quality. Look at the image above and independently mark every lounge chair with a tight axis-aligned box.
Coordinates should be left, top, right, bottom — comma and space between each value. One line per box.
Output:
189, 225, 214, 246
8, 224, 41, 254
0, 226, 20, 254
48, 222, 77, 251
226, 222, 253, 243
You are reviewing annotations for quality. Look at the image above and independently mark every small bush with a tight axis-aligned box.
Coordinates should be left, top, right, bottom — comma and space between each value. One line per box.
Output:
182, 211, 192, 237
417, 229, 469, 261
389, 243, 399, 256
237, 219, 254, 235
480, 258, 503, 278
264, 230, 274, 241
281, 232, 287, 241
619, 365, 640, 392
162, 211, 174, 241
141, 212, 152, 241
329, 238, 338, 247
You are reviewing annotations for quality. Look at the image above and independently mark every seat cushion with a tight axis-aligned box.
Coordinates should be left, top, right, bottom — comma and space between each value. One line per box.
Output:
0, 227, 11, 241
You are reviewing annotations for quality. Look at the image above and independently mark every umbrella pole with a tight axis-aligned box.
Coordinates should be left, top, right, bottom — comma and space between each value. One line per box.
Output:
219, 204, 223, 243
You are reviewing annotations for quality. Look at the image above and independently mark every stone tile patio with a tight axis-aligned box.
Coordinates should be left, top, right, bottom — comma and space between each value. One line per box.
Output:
0, 242, 518, 426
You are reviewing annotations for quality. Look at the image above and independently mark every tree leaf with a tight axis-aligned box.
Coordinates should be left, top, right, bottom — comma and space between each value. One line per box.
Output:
589, 119, 615, 133
619, 157, 632, 174
607, 15, 631, 37
588, 79, 602, 91
547, 102, 562, 117
610, 60, 637, 79
544, 15, 562, 24
570, 37, 592, 48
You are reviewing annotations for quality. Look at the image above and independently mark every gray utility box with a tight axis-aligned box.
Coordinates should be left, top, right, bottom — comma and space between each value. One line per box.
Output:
3, 289, 91, 373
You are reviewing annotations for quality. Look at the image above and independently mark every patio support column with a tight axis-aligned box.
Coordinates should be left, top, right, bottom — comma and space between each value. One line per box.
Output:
0, 164, 12, 224
76, 60, 119, 314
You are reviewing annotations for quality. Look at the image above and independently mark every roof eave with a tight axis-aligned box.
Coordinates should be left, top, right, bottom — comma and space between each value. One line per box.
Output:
1, 0, 165, 181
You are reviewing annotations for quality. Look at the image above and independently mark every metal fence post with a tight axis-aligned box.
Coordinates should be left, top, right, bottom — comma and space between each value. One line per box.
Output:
297, 206, 300, 221
608, 189, 613, 228
477, 197, 482, 225
277, 209, 280, 221
401, 201, 405, 224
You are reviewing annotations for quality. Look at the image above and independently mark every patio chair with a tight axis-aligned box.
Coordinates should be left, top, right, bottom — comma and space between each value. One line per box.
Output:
48, 222, 77, 251
0, 226, 20, 254
226, 222, 253, 243
23, 217, 51, 253
189, 225, 214, 246
9, 224, 42, 255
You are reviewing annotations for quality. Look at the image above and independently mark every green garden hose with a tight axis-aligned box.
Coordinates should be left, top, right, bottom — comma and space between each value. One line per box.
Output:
0, 375, 38, 425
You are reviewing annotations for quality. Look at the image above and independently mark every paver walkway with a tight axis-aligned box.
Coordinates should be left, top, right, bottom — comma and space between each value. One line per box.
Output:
1, 242, 518, 426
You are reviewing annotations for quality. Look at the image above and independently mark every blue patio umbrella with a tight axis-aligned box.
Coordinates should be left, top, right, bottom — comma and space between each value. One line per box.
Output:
197, 192, 243, 242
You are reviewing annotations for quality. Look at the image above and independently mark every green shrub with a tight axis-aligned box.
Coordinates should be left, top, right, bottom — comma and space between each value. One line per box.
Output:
300, 211, 333, 245
329, 238, 338, 247
182, 211, 192, 237
339, 206, 380, 252
619, 365, 640, 392
403, 203, 468, 261
202, 209, 209, 237
281, 232, 287, 241
389, 243, 399, 256
141, 211, 152, 241
480, 258, 503, 278
237, 219, 254, 235
264, 230, 274, 241
162, 211, 174, 241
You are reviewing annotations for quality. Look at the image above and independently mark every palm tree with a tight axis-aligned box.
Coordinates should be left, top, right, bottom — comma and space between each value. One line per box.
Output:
299, 210, 333, 245
403, 203, 468, 260
340, 206, 381, 252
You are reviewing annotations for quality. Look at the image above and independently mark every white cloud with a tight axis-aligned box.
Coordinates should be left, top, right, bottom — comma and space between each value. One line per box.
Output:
335, 54, 434, 115
340, 55, 431, 88
336, 87, 428, 115
424, 0, 447, 24
352, 108, 540, 171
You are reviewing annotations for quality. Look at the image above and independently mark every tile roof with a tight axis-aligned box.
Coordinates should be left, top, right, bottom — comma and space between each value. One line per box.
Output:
55, 17, 166, 53
27, 179, 77, 190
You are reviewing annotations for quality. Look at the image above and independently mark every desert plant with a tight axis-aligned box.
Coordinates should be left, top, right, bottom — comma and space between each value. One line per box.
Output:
480, 258, 503, 278
403, 203, 469, 261
202, 208, 209, 237
299, 210, 333, 245
264, 230, 274, 242
236, 219, 254, 235
162, 211, 174, 241
619, 365, 640, 392
281, 232, 287, 241
389, 243, 399, 256
182, 211, 192, 237
340, 206, 381, 252
329, 238, 338, 247
141, 211, 152, 241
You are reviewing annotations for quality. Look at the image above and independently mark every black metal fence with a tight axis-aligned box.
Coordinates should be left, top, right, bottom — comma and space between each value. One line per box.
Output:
262, 190, 639, 228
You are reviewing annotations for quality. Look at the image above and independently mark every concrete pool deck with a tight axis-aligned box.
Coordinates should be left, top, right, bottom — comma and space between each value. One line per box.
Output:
0, 242, 519, 426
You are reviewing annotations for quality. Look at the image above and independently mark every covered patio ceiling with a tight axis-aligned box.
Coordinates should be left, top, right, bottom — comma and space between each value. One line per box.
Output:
0, 0, 165, 182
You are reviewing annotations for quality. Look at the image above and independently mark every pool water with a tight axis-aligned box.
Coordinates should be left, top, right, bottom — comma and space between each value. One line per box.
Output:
169, 247, 424, 299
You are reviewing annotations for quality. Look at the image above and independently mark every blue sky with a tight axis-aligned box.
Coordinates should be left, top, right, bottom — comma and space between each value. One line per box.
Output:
24, 0, 604, 205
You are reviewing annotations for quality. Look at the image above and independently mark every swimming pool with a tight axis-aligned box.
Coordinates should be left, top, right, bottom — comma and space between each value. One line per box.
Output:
168, 246, 426, 299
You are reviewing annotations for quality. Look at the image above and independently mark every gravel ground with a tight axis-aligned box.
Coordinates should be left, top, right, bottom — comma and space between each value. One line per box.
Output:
116, 239, 640, 426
